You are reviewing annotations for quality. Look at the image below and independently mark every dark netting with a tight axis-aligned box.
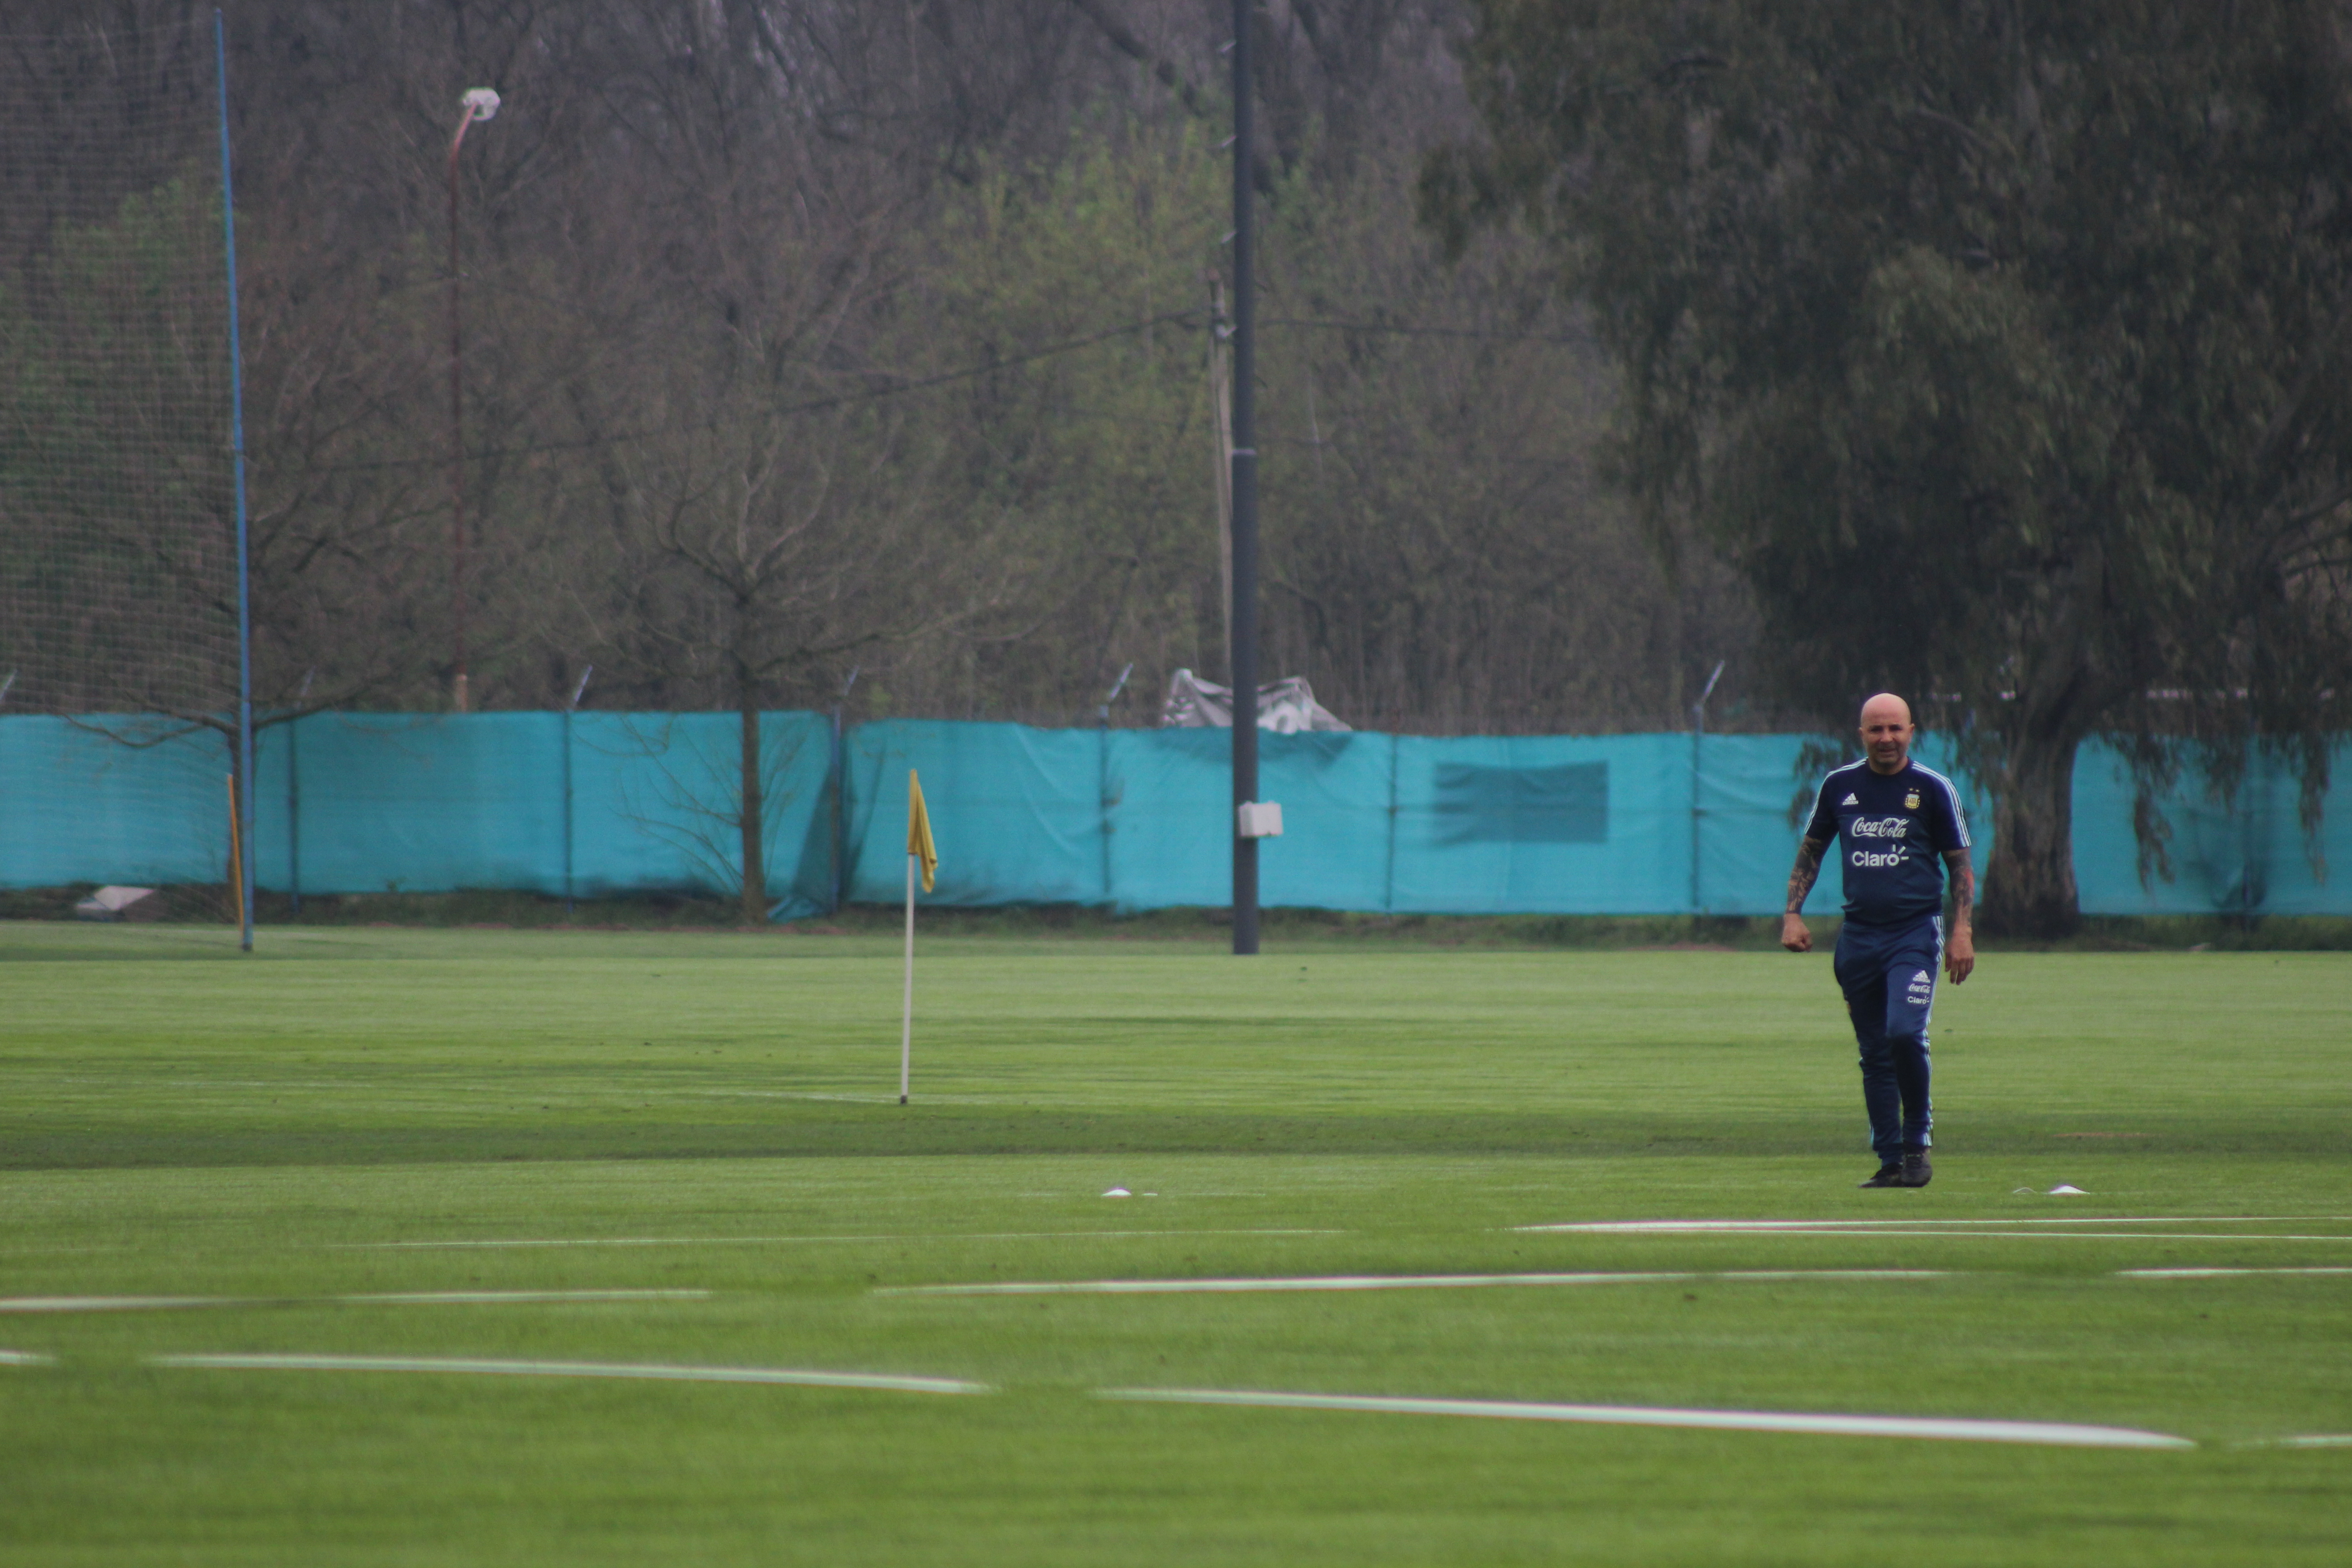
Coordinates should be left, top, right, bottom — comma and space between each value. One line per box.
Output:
0, 15, 238, 730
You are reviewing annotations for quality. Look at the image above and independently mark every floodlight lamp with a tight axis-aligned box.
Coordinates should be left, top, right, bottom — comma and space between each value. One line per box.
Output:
461, 88, 501, 121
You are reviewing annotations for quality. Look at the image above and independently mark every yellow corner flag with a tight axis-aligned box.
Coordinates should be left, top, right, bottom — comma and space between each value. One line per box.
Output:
901, 768, 937, 1105
907, 769, 938, 893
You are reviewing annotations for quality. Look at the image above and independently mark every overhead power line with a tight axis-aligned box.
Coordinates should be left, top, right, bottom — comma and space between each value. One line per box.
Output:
1264, 316, 1589, 345
274, 309, 1204, 478
265, 309, 1585, 480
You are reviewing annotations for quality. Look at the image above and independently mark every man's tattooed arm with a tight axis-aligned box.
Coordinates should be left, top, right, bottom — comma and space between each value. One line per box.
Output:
1780, 837, 1830, 952
1787, 837, 1830, 914
1943, 848, 1975, 928
1942, 848, 1978, 982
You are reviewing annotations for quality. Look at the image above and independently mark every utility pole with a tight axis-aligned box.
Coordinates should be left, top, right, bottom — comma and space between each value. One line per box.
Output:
1207, 277, 1235, 665
445, 87, 499, 713
216, 10, 255, 953
1229, 0, 1260, 956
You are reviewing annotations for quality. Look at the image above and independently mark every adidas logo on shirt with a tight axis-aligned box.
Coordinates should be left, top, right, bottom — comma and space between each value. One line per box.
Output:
1841, 794, 1859, 806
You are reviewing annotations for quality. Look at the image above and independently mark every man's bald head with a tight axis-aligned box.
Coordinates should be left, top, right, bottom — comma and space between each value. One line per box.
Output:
1860, 692, 1913, 728
1859, 693, 1915, 774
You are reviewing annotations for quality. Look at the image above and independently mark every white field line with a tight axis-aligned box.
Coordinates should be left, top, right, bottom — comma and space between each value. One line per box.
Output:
36, 1078, 367, 1092
880, 1269, 1947, 1297
691, 1090, 993, 1104
2266, 1434, 2352, 1448
338, 1289, 710, 1305
0, 1290, 709, 1314
1097, 1387, 2194, 1450
1517, 1222, 2352, 1243
149, 1353, 988, 1395
2116, 1268, 2352, 1279
340, 1229, 1343, 1250
0, 1349, 56, 1366
1539, 1232, 2352, 1243
0, 1296, 225, 1313
1522, 1217, 2349, 1233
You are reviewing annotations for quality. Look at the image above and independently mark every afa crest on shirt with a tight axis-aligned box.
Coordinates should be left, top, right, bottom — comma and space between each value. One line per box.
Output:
1903, 791, 1921, 810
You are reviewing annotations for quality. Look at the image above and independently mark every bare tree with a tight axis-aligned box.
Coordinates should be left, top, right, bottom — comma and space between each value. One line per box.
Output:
7, 0, 1779, 763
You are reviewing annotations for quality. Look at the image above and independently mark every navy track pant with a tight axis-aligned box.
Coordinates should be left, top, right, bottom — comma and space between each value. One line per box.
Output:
1833, 914, 1941, 1161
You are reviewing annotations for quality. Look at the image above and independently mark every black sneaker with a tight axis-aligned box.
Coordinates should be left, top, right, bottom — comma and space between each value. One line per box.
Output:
1858, 1163, 1904, 1188
1900, 1149, 1933, 1188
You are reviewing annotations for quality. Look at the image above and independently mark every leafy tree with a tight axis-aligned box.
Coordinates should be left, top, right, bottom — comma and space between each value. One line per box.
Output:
1257, 142, 1741, 731
888, 124, 1232, 717
1429, 0, 2352, 931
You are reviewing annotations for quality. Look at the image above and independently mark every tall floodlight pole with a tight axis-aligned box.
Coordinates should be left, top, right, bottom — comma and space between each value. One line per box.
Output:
1229, 0, 1261, 956
446, 87, 500, 714
216, 10, 255, 953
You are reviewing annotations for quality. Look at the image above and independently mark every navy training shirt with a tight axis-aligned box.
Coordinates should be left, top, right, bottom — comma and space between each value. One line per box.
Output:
1803, 758, 1971, 926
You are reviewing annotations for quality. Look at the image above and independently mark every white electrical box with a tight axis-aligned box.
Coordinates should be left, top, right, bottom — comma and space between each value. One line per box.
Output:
1236, 800, 1284, 839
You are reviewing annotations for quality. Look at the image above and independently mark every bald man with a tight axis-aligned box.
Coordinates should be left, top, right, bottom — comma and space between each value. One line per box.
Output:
1782, 694, 1976, 1188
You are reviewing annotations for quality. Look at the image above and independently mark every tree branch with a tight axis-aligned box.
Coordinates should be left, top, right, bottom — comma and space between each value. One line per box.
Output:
1063, 0, 1212, 119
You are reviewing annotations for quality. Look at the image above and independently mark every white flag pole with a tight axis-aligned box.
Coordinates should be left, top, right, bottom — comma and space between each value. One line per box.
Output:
900, 850, 916, 1104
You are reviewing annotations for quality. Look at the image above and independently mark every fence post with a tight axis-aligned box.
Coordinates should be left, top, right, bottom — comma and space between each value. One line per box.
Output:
1689, 661, 1725, 917
830, 669, 859, 914
1098, 663, 1131, 910
286, 715, 300, 914
2239, 735, 2262, 928
1384, 732, 1401, 916
561, 710, 575, 914
563, 666, 591, 916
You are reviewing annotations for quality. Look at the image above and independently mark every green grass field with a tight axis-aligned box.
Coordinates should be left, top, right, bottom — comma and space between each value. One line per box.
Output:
2, 922, 2347, 1565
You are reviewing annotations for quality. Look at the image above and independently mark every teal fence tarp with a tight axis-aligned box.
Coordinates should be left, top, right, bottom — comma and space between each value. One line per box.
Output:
2071, 740, 2352, 918
0, 712, 836, 910
1394, 733, 1678, 915
0, 718, 234, 887
253, 711, 835, 910
3, 713, 2344, 917
845, 720, 1107, 906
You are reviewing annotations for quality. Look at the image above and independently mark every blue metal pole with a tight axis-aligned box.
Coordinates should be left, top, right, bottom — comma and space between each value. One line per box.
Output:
216, 10, 255, 953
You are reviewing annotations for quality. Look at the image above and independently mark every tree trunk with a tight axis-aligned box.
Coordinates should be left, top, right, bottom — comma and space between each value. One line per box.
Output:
1980, 730, 2082, 938
737, 668, 765, 927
